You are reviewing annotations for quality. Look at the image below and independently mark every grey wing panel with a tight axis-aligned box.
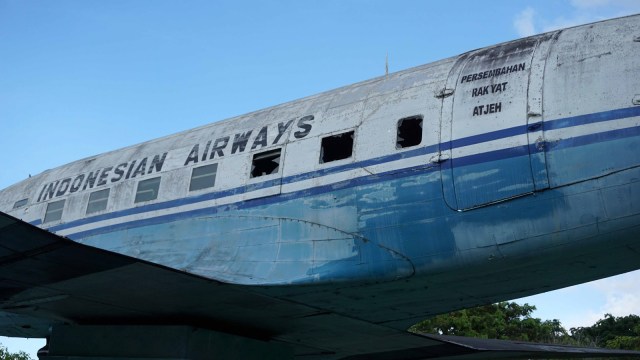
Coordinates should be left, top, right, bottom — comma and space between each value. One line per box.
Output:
343, 334, 640, 359
0, 211, 139, 336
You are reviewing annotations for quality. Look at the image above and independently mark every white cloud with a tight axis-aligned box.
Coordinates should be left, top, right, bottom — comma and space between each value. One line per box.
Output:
562, 271, 640, 329
603, 292, 640, 315
589, 271, 640, 317
513, 7, 537, 37
590, 271, 640, 293
541, 15, 596, 32
515, 270, 640, 331
515, 0, 640, 37
563, 310, 603, 330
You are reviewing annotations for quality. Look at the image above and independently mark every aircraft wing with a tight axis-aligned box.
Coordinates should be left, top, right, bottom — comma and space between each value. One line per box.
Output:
1, 210, 639, 359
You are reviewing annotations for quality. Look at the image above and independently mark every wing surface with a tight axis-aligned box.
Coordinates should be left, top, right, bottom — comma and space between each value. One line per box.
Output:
1, 211, 639, 359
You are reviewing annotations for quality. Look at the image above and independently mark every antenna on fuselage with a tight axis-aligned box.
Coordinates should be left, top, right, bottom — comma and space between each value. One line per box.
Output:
385, 52, 389, 79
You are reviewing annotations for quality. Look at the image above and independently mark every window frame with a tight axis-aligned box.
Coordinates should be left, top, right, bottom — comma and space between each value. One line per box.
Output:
43, 199, 66, 223
86, 188, 110, 215
250, 148, 282, 179
319, 130, 355, 164
189, 163, 218, 192
13, 198, 28, 209
134, 177, 161, 203
396, 115, 424, 149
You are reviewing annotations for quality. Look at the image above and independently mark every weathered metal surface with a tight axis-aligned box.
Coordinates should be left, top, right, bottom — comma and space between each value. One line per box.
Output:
1, 212, 639, 359
0, 14, 639, 360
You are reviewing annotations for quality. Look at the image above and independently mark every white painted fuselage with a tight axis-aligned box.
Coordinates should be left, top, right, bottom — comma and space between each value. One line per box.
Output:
1, 14, 640, 336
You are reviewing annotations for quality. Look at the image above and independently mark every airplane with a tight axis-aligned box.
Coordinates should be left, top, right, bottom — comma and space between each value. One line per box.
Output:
0, 13, 639, 360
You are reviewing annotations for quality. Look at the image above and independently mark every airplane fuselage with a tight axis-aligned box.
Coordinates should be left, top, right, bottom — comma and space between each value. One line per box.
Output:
1, 15, 639, 336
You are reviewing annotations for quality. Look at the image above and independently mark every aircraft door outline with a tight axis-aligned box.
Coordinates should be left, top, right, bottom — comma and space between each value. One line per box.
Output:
526, 34, 556, 191
439, 36, 554, 211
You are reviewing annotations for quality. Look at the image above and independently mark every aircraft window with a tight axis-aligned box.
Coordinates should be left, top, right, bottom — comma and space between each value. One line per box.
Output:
251, 148, 281, 178
396, 116, 423, 149
134, 177, 161, 203
13, 198, 28, 209
189, 163, 218, 191
86, 188, 110, 215
320, 130, 354, 163
44, 199, 65, 223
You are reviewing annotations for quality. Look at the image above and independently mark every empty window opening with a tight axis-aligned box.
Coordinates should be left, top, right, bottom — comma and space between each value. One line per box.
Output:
251, 149, 281, 178
320, 131, 354, 163
13, 198, 28, 209
86, 188, 110, 215
396, 116, 423, 149
135, 177, 161, 203
190, 163, 218, 191
44, 199, 65, 223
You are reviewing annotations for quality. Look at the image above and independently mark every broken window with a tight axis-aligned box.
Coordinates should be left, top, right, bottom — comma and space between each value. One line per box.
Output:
320, 130, 354, 163
396, 116, 423, 149
135, 177, 161, 203
251, 148, 281, 178
44, 199, 65, 223
13, 198, 28, 209
86, 188, 110, 215
189, 163, 218, 191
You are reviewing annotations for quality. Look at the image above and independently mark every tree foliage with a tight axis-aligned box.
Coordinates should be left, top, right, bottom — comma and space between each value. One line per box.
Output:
410, 302, 640, 350
571, 314, 640, 350
0, 345, 31, 360
410, 302, 568, 343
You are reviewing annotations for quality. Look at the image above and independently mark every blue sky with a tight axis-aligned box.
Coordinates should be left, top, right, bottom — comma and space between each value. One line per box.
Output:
1, 0, 640, 357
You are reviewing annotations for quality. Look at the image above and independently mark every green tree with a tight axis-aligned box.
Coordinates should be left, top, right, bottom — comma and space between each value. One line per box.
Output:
571, 314, 640, 350
605, 335, 640, 350
409, 302, 569, 343
412, 304, 640, 351
0, 344, 31, 360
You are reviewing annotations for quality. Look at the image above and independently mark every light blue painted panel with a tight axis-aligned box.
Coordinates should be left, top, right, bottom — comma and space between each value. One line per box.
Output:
547, 135, 640, 188
277, 242, 314, 261
75, 156, 640, 288
451, 154, 535, 209
80, 185, 414, 284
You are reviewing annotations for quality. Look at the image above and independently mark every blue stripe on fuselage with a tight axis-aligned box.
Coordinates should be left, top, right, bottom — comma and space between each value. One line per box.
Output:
48, 106, 640, 235
67, 163, 438, 239
544, 106, 640, 131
